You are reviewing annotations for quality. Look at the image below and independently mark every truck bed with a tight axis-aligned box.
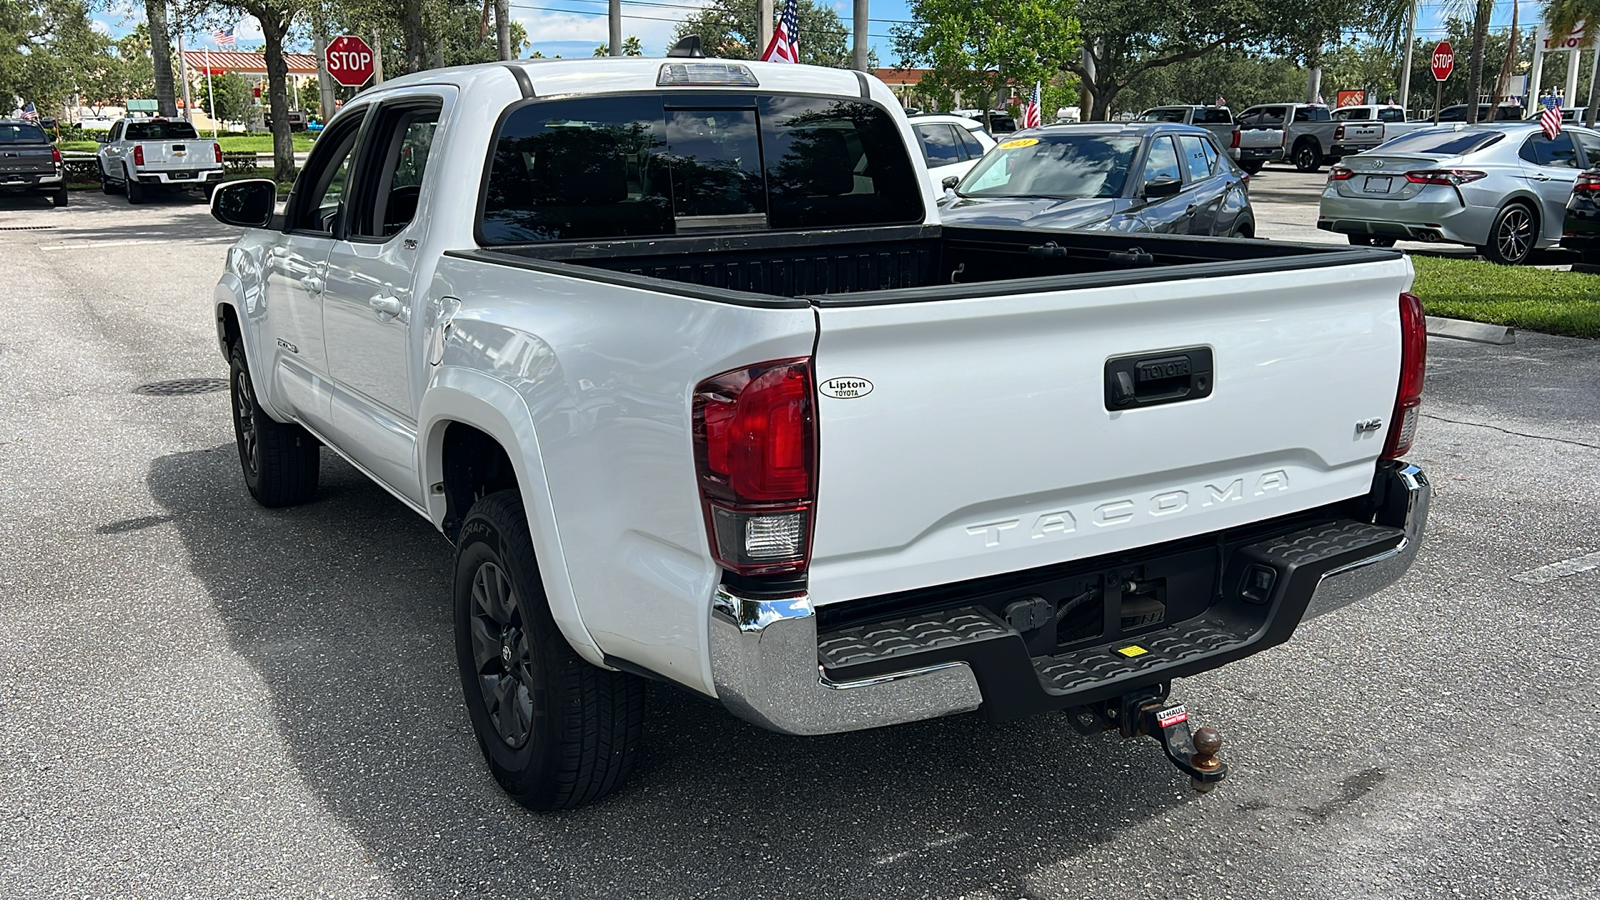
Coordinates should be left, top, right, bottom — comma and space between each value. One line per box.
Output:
451, 224, 1398, 305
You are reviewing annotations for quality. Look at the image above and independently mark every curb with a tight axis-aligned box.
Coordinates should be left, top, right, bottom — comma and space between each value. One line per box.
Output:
1425, 316, 1515, 345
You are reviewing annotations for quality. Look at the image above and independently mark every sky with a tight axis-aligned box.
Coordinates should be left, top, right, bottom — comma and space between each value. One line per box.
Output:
88, 0, 1575, 72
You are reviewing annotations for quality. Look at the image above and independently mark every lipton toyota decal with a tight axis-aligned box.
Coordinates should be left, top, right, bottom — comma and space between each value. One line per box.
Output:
819, 377, 873, 399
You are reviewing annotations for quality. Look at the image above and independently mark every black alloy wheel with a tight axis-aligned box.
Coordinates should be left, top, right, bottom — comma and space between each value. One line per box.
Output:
227, 342, 320, 506
1293, 142, 1322, 173
454, 490, 645, 811
1482, 203, 1536, 265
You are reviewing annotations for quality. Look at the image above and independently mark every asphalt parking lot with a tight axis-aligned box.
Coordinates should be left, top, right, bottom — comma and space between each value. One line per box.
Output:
2, 186, 1598, 899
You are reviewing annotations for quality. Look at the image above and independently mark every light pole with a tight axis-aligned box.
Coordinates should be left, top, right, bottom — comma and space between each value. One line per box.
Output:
760, 0, 773, 52
852, 0, 868, 72
609, 0, 622, 56
1399, 0, 1417, 111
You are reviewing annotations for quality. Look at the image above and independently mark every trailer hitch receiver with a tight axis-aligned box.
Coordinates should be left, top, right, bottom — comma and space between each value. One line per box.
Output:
1066, 687, 1229, 792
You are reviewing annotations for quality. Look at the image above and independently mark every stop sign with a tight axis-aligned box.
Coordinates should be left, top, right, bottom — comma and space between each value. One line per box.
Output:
1431, 41, 1454, 82
326, 35, 375, 88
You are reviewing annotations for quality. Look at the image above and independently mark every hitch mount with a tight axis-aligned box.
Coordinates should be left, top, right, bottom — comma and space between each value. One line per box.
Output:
1066, 684, 1227, 793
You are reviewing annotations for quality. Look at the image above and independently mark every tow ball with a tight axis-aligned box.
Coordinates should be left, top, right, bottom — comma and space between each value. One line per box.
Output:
1067, 687, 1227, 793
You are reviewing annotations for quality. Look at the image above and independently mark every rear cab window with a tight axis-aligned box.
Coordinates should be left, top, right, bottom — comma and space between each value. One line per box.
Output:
1238, 107, 1286, 127
479, 93, 923, 244
124, 121, 200, 140
0, 123, 48, 144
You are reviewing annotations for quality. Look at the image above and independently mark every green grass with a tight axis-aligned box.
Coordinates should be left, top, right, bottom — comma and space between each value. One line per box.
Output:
1410, 254, 1600, 339
56, 133, 316, 154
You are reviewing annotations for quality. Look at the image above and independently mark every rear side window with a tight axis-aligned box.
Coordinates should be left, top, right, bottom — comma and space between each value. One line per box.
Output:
956, 126, 986, 157
1139, 108, 1187, 123
916, 124, 962, 165
1179, 135, 1214, 180
1196, 108, 1232, 124
1519, 133, 1580, 168
1573, 131, 1600, 166
480, 94, 921, 244
0, 123, 47, 144
1378, 108, 1406, 122
124, 121, 199, 140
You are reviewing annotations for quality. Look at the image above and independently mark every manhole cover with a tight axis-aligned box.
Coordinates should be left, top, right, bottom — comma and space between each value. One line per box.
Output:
0, 226, 55, 232
134, 377, 228, 396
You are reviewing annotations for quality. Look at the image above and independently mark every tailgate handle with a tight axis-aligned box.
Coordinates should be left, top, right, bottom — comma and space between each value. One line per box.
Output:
1105, 348, 1214, 411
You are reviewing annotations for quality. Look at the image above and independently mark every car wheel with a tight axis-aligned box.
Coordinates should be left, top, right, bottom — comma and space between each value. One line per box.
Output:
51, 186, 68, 208
228, 342, 320, 507
1241, 161, 1263, 175
455, 489, 646, 811
1481, 203, 1537, 265
1293, 141, 1322, 173
100, 170, 117, 194
124, 166, 144, 204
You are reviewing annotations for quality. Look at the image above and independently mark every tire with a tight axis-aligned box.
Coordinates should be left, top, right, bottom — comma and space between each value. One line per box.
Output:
228, 342, 320, 507
1241, 160, 1263, 175
1293, 141, 1322, 173
124, 166, 144, 204
50, 187, 68, 208
1480, 202, 1537, 265
454, 490, 646, 811
100, 170, 117, 195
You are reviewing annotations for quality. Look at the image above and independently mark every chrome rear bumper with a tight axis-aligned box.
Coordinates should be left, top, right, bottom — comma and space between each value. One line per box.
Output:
1303, 463, 1430, 619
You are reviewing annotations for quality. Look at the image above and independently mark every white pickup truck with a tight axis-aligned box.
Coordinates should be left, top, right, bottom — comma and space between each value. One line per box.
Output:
209, 53, 1431, 811
96, 117, 224, 203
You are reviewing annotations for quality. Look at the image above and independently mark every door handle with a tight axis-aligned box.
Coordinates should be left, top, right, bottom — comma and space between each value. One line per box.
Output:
300, 275, 324, 293
369, 294, 406, 320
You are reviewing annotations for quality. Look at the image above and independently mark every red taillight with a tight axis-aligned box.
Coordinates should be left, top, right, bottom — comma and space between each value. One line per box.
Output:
693, 359, 816, 575
1279, 131, 1287, 148
1335, 124, 1346, 140
1230, 129, 1240, 149
1575, 172, 1600, 193
1328, 166, 1354, 182
50, 146, 61, 164
1382, 292, 1427, 460
1404, 169, 1486, 185
214, 142, 223, 163
133, 144, 144, 166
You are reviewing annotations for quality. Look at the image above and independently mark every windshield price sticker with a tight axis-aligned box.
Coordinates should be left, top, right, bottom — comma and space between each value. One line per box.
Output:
998, 138, 1039, 149
1157, 705, 1188, 728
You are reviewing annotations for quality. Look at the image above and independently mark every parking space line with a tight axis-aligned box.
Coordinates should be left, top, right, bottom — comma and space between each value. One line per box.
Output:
1511, 551, 1600, 585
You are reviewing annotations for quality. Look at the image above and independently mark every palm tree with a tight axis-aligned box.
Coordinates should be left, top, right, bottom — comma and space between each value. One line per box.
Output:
1542, 0, 1600, 126
146, 0, 178, 117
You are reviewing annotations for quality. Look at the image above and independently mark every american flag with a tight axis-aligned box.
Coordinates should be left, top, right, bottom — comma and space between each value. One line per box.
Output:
214, 26, 235, 46
1021, 82, 1041, 129
19, 102, 38, 120
760, 0, 799, 63
1541, 96, 1563, 140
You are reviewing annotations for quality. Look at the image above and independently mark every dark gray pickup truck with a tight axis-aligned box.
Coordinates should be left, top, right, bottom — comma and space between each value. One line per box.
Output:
0, 119, 67, 207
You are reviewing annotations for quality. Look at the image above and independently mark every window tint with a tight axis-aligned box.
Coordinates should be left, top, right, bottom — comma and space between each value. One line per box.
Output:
289, 116, 364, 233
1179, 135, 1213, 181
108, 122, 122, 142
479, 94, 920, 244
1333, 108, 1368, 120
1572, 130, 1600, 166
1519, 132, 1580, 168
1376, 130, 1503, 155
0, 123, 47, 143
916, 124, 962, 166
961, 135, 1139, 198
1293, 106, 1329, 122
1239, 107, 1285, 127
1139, 108, 1188, 123
1378, 108, 1406, 122
1200, 136, 1220, 171
956, 126, 986, 157
350, 103, 441, 240
124, 120, 199, 140
1141, 136, 1182, 184
1196, 108, 1232, 124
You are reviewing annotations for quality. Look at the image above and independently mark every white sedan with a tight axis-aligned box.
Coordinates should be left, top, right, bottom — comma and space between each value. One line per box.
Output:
907, 114, 996, 193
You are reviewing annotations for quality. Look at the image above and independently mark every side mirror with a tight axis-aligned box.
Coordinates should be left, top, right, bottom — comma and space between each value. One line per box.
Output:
95, 133, 108, 143
941, 175, 961, 190
1143, 175, 1183, 199
212, 178, 277, 229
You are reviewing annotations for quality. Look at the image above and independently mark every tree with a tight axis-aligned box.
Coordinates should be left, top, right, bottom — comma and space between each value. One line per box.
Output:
672, 0, 861, 67
1543, 0, 1600, 126
893, 0, 1078, 128
1064, 0, 1276, 120
220, 0, 300, 180
1116, 49, 1307, 114
206, 71, 252, 122
594, 35, 644, 56
1, 0, 111, 114
144, 0, 179, 116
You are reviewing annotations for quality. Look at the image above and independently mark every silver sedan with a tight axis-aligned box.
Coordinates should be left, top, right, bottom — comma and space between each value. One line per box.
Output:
1317, 122, 1600, 264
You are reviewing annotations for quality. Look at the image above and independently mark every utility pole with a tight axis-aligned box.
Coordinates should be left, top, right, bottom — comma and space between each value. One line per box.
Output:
759, 0, 773, 52
1399, 0, 1417, 112
609, 0, 622, 56
852, 0, 868, 71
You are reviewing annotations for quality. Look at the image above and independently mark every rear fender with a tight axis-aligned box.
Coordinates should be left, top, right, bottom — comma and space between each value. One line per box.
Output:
418, 368, 603, 667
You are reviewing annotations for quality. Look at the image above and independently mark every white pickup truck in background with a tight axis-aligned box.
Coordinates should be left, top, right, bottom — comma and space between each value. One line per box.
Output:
1331, 104, 1434, 143
97, 117, 224, 203
209, 51, 1432, 811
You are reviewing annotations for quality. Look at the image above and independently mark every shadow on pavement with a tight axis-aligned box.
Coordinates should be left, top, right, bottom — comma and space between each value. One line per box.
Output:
149, 445, 1192, 898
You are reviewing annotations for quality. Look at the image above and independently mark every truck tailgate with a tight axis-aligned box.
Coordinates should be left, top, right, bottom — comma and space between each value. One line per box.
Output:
140, 140, 213, 170
807, 257, 1413, 605
0, 146, 54, 177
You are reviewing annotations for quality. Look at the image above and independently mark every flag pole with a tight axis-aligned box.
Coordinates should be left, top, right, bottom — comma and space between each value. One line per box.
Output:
205, 47, 217, 139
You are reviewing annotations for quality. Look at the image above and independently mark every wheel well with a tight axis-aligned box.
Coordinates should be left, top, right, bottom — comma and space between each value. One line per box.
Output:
217, 304, 242, 357
440, 422, 519, 542
1234, 218, 1255, 238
